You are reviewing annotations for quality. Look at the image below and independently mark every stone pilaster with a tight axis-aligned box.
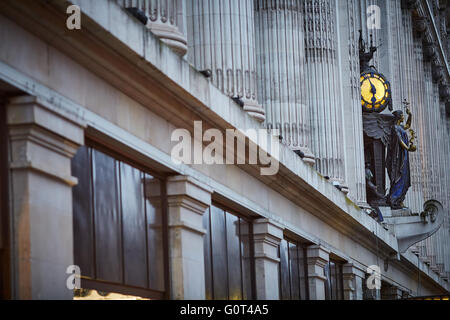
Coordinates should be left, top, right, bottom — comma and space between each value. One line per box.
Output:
166, 175, 212, 300
186, 0, 265, 121
6, 95, 85, 299
304, 0, 347, 191
252, 219, 283, 300
306, 245, 329, 300
422, 62, 434, 202
337, 0, 367, 204
342, 263, 365, 300
117, 0, 187, 56
254, 0, 314, 164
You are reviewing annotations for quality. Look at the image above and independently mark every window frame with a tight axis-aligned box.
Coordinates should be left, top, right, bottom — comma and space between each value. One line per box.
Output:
72, 141, 170, 299
203, 202, 257, 300
278, 237, 310, 300
325, 258, 344, 300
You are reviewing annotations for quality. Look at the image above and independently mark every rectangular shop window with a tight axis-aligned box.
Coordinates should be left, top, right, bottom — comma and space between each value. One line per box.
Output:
324, 259, 344, 300
279, 239, 309, 300
203, 204, 256, 300
71, 145, 168, 300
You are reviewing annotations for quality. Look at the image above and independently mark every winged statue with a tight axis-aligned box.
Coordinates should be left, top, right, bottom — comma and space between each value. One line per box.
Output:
363, 102, 417, 210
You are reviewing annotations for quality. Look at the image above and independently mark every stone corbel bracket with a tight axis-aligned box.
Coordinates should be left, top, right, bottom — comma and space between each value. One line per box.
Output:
384, 200, 444, 253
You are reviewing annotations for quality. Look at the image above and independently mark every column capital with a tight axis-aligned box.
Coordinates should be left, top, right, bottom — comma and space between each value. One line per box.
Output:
166, 175, 212, 207
343, 263, 366, 279
7, 95, 85, 146
307, 245, 330, 269
166, 175, 212, 235
7, 95, 85, 187
253, 219, 284, 245
306, 245, 330, 300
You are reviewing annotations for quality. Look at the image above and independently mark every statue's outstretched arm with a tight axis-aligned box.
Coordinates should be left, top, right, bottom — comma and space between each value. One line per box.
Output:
396, 130, 410, 151
399, 138, 410, 151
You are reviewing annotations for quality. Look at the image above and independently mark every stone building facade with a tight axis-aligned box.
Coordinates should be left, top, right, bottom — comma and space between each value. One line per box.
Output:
0, 0, 449, 300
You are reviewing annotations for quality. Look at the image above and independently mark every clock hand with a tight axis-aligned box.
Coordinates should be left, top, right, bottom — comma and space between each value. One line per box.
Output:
368, 78, 377, 95
368, 78, 377, 104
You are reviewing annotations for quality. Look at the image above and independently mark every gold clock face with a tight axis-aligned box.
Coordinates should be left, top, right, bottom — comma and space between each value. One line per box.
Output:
361, 72, 391, 113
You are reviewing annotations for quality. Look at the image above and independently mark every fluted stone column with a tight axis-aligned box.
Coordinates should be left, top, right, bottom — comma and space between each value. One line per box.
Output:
383, 0, 404, 110
186, 0, 265, 121
306, 245, 329, 300
118, 0, 188, 56
383, 2, 425, 213
342, 263, 365, 300
7, 96, 85, 299
407, 15, 426, 214
252, 219, 283, 300
337, 0, 368, 205
166, 175, 212, 299
304, 0, 347, 190
254, 0, 314, 164
422, 63, 434, 203
433, 99, 450, 275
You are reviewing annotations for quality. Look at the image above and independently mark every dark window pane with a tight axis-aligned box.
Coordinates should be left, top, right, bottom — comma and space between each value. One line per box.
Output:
239, 219, 253, 300
211, 206, 228, 299
289, 242, 300, 300
92, 149, 122, 283
120, 162, 147, 287
330, 261, 337, 300
299, 247, 308, 300
145, 175, 165, 292
337, 264, 343, 300
72, 147, 166, 297
72, 146, 95, 278
325, 260, 344, 300
324, 263, 331, 300
226, 213, 242, 300
279, 240, 290, 300
203, 205, 255, 300
279, 240, 309, 300
203, 208, 213, 300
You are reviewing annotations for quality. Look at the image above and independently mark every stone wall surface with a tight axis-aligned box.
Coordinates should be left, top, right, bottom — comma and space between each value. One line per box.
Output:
0, 0, 449, 298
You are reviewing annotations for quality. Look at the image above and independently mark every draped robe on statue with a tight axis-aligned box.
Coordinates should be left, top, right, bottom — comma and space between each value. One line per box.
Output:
386, 124, 411, 209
